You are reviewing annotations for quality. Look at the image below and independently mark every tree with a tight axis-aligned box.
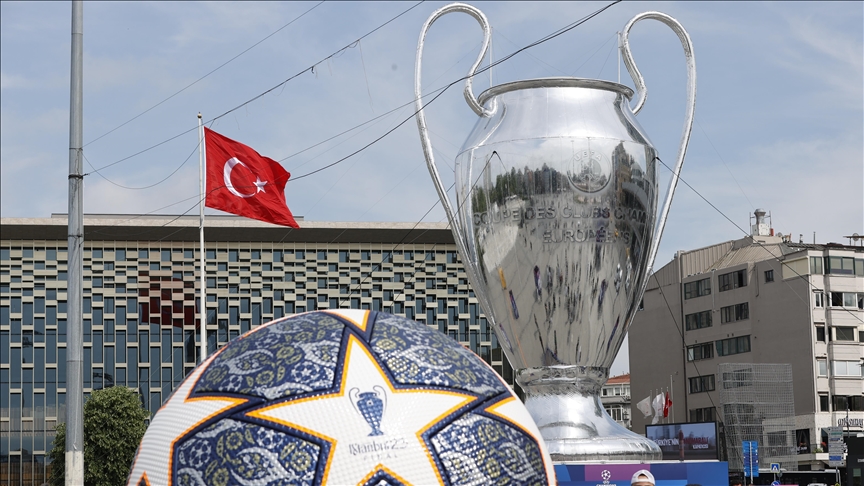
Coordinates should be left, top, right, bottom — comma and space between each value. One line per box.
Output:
48, 423, 65, 486
49, 386, 150, 486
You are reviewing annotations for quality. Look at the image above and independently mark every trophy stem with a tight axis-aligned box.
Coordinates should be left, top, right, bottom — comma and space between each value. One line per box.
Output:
516, 366, 661, 463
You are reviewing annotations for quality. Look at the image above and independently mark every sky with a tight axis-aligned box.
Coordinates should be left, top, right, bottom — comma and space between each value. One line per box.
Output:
2, 1, 862, 376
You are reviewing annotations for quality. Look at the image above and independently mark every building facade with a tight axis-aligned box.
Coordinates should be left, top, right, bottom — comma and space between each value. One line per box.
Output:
601, 373, 632, 430
0, 214, 508, 485
629, 215, 864, 473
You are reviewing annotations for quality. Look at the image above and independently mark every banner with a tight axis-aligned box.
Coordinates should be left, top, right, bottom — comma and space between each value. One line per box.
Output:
645, 422, 719, 461
555, 462, 728, 486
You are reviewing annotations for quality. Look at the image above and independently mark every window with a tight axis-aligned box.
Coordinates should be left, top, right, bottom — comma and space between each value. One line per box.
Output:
764, 270, 774, 282
817, 359, 827, 376
689, 375, 715, 394
810, 256, 823, 274
815, 325, 826, 342
685, 310, 712, 330
819, 394, 829, 412
718, 269, 747, 292
826, 256, 855, 275
834, 395, 864, 412
835, 327, 856, 341
687, 343, 713, 361
684, 278, 711, 299
832, 360, 863, 377
720, 303, 749, 323
814, 291, 824, 308
609, 407, 621, 421
689, 407, 716, 422
716, 335, 751, 356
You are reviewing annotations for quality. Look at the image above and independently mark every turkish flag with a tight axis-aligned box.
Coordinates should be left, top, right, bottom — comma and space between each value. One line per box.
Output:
663, 392, 672, 418
205, 127, 299, 228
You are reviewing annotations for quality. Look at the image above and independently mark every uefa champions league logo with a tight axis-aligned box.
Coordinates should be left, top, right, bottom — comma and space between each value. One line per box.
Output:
595, 469, 619, 486
349, 386, 387, 436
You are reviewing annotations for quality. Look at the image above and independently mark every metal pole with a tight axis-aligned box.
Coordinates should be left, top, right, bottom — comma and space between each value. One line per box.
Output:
670, 375, 674, 422
198, 114, 207, 363
66, 1, 85, 484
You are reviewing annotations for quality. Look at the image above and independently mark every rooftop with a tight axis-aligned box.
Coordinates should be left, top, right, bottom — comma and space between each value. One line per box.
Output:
0, 214, 455, 245
606, 373, 630, 385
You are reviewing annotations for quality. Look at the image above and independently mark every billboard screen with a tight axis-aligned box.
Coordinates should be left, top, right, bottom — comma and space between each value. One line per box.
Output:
555, 462, 729, 486
645, 421, 719, 461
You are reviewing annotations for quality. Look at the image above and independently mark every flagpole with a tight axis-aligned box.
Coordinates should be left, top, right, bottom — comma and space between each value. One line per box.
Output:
198, 113, 207, 363
670, 374, 675, 422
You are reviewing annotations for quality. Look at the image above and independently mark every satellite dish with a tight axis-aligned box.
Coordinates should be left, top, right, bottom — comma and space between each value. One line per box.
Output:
853, 233, 860, 241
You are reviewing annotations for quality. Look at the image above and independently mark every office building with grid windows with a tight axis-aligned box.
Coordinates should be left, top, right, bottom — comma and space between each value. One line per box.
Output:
0, 214, 509, 485
629, 213, 864, 473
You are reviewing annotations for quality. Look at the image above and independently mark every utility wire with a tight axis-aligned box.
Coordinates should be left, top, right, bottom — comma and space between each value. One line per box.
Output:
290, 0, 623, 181
87, 1, 425, 176
694, 118, 755, 211
86, 0, 617, 197
84, 141, 200, 190
86, 1, 622, 237
84, 1, 325, 148
655, 156, 863, 323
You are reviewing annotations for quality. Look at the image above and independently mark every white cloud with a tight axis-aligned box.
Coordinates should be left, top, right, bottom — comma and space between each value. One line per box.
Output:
0, 71, 27, 89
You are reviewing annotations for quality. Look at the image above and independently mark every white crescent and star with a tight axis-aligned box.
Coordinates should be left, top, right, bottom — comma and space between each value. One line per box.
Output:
223, 156, 267, 198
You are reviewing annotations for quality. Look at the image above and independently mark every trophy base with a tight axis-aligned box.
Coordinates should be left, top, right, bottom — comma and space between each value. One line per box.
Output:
517, 366, 662, 463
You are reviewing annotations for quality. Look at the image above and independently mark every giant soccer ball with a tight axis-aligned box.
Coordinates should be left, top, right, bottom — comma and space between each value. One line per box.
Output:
127, 309, 555, 485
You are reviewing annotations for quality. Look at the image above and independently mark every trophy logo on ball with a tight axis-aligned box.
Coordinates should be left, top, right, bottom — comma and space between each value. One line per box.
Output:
414, 3, 696, 462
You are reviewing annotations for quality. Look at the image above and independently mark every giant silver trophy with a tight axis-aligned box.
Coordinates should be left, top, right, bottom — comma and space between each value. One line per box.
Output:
415, 4, 695, 462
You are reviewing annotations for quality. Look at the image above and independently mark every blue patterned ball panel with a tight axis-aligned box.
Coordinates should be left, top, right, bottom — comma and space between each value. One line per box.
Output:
431, 413, 547, 486
194, 313, 344, 399
174, 418, 320, 486
362, 473, 406, 486
370, 313, 507, 397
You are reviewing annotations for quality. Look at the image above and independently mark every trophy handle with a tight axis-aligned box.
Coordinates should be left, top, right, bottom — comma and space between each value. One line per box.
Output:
620, 11, 696, 275
414, 3, 494, 278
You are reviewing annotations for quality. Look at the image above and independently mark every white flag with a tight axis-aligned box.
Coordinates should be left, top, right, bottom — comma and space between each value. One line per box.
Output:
651, 393, 664, 424
636, 396, 653, 418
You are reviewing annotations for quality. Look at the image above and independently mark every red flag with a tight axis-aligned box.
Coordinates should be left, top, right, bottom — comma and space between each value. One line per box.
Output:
663, 392, 672, 418
205, 127, 299, 228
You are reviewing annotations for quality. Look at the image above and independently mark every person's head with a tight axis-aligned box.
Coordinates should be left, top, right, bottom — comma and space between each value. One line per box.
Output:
730, 481, 743, 486
631, 469, 655, 486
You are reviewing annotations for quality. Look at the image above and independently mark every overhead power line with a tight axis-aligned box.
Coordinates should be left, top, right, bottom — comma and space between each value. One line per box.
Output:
289, 0, 622, 181
88, 0, 619, 177
87, 1, 425, 176
84, 1, 325, 148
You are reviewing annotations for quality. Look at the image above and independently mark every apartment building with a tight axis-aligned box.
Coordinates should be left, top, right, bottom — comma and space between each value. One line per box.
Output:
601, 373, 633, 430
629, 211, 863, 473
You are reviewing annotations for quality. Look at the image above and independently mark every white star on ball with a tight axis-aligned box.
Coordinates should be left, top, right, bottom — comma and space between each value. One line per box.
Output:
247, 334, 477, 485
127, 351, 247, 486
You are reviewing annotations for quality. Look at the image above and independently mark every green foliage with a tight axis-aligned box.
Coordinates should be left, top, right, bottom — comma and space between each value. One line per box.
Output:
48, 387, 150, 486
48, 422, 66, 486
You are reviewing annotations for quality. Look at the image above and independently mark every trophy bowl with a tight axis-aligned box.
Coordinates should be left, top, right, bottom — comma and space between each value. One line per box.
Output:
415, 3, 695, 462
